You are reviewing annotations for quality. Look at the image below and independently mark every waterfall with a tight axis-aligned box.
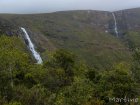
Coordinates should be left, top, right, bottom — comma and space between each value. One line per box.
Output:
21, 27, 43, 64
112, 12, 119, 37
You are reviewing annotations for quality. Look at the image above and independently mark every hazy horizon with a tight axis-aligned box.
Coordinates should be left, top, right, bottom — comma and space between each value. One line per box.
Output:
0, 0, 140, 14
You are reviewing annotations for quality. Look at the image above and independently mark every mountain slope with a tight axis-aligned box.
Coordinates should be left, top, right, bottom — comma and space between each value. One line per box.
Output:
0, 9, 138, 69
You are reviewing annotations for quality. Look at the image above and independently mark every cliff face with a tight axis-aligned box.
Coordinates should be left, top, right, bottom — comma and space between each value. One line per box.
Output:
112, 8, 140, 36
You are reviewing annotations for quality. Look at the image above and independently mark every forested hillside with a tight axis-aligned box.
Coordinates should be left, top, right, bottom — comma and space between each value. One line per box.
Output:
0, 35, 139, 105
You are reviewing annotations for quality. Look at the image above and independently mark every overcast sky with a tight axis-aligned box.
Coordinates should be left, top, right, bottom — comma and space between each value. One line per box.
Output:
0, 0, 140, 14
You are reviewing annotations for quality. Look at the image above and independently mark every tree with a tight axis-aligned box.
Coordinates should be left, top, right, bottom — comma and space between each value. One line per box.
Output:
54, 77, 94, 105
4, 102, 22, 105
12, 85, 51, 105
43, 49, 76, 91
132, 48, 140, 83
0, 36, 30, 101
96, 62, 137, 105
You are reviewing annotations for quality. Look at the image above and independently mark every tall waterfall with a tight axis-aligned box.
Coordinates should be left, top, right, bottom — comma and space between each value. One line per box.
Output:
21, 27, 43, 64
112, 12, 119, 37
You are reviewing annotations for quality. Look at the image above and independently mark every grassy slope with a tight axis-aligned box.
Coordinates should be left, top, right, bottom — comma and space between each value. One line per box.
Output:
0, 10, 132, 69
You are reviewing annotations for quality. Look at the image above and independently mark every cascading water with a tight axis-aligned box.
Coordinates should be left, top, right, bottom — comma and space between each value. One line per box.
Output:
112, 12, 119, 37
21, 27, 43, 64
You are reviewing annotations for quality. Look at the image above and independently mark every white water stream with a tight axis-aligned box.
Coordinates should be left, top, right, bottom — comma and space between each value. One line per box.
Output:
112, 12, 119, 37
21, 27, 43, 64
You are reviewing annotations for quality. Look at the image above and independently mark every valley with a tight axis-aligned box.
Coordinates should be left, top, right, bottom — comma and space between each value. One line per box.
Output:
0, 9, 138, 69
0, 8, 140, 105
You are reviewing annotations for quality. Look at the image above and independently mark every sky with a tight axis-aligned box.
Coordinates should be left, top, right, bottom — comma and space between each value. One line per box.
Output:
0, 0, 140, 14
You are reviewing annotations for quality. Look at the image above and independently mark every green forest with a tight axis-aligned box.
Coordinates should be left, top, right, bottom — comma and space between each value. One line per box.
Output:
0, 35, 140, 105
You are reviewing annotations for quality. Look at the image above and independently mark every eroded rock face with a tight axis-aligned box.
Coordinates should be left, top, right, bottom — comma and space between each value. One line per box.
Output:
112, 8, 140, 37
0, 18, 19, 36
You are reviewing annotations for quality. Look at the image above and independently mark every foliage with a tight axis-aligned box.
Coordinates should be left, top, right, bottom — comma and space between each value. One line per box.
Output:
4, 102, 22, 105
54, 77, 94, 105
93, 63, 138, 105
43, 49, 76, 91
0, 35, 139, 105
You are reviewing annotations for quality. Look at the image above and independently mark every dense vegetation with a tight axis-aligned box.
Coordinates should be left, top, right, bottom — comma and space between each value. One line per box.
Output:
0, 35, 140, 105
